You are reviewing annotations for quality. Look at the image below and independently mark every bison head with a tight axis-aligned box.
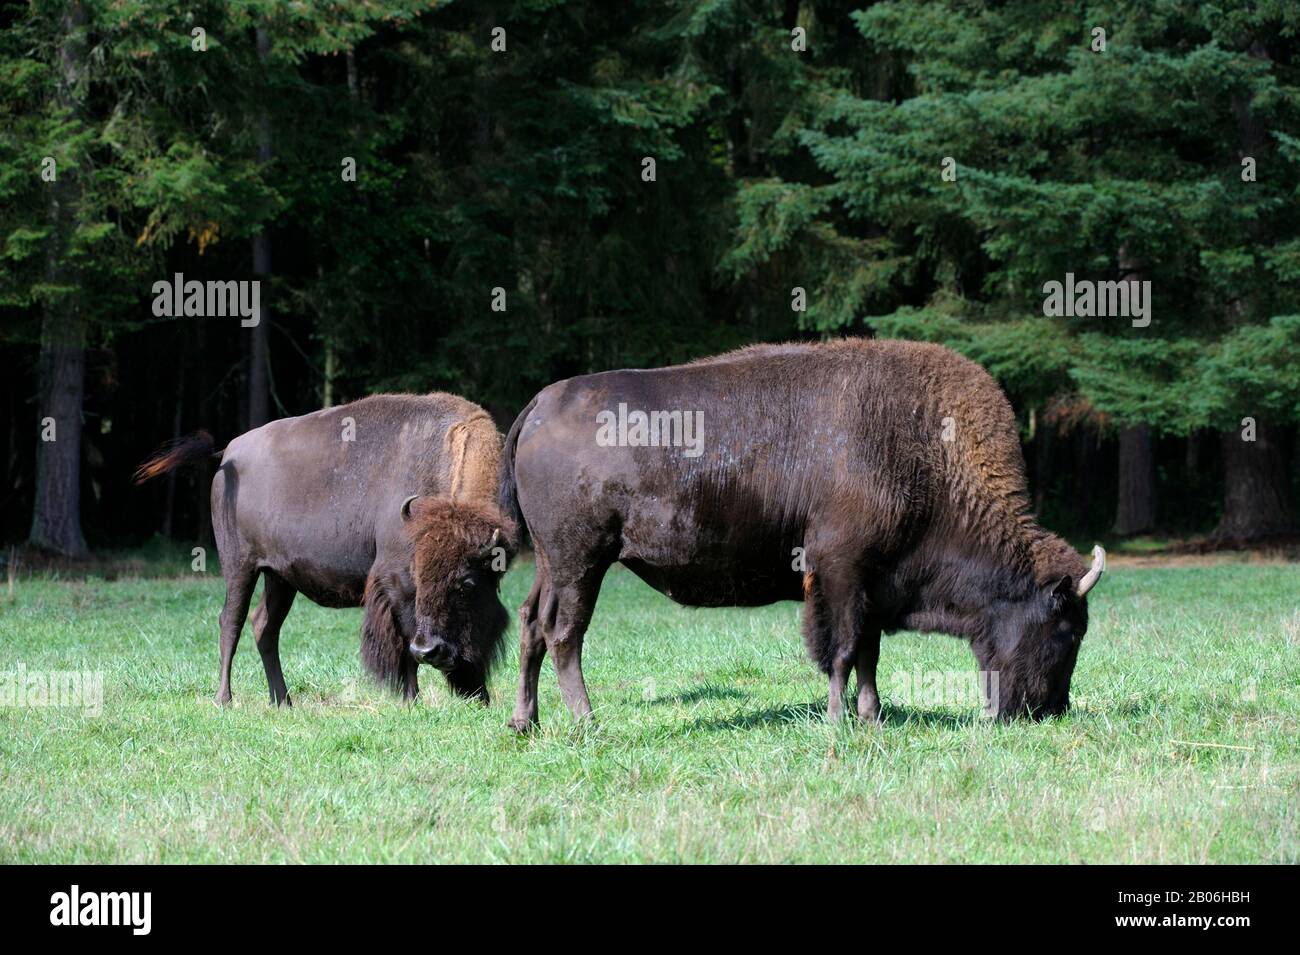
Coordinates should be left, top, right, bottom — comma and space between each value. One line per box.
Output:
975, 545, 1104, 721
400, 495, 516, 698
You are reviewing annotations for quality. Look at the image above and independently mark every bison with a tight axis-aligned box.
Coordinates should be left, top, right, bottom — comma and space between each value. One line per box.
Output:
498, 338, 1104, 729
136, 393, 515, 706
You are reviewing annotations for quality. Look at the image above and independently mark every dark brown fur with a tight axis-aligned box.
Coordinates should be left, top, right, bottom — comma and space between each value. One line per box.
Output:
401, 496, 516, 699
500, 338, 1100, 729
136, 393, 513, 706
360, 570, 413, 695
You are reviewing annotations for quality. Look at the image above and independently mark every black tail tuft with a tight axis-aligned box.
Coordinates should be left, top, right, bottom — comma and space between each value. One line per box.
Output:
134, 430, 218, 484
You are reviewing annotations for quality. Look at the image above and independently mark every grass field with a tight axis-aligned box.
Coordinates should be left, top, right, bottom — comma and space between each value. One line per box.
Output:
1, 559, 1297, 863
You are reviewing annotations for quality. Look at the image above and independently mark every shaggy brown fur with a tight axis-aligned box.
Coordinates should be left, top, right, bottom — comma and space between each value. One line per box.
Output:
408, 497, 516, 586
360, 569, 413, 695
358, 498, 515, 697
136, 392, 512, 706
399, 496, 516, 698
500, 337, 1102, 730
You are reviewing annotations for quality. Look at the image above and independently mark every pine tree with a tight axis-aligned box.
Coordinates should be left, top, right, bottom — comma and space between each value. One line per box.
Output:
732, 0, 1300, 538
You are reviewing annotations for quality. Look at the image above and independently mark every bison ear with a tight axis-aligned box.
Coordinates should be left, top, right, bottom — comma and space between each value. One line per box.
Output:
1047, 575, 1074, 605
400, 495, 420, 522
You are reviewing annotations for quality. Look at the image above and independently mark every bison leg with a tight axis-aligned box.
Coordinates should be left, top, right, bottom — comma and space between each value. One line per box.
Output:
812, 573, 869, 722
508, 573, 549, 733
827, 647, 855, 721
252, 571, 297, 707
855, 626, 883, 724
545, 565, 608, 725
215, 563, 259, 706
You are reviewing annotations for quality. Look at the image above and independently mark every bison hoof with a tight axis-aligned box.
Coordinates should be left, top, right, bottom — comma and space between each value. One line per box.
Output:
507, 716, 537, 735
214, 692, 233, 707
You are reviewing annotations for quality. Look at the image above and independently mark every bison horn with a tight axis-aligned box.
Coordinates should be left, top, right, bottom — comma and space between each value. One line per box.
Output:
487, 527, 502, 550
1076, 545, 1105, 598
400, 495, 419, 522
476, 527, 503, 560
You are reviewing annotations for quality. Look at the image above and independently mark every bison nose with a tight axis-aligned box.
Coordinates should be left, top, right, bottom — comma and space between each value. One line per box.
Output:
410, 635, 454, 670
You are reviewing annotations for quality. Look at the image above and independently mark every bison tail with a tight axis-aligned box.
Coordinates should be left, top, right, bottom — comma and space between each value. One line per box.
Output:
133, 430, 219, 484
498, 394, 538, 550
800, 574, 835, 675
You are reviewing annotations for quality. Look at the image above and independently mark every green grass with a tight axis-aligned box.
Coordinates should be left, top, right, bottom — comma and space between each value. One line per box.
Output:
1, 560, 1297, 863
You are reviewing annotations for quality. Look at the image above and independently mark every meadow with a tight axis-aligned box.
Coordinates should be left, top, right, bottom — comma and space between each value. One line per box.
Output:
1, 559, 1296, 863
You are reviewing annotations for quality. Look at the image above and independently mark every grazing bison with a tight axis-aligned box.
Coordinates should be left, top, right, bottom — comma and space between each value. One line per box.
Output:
499, 338, 1103, 729
136, 394, 515, 706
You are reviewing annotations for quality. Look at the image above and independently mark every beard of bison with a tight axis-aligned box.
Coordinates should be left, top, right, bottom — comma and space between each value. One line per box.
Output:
361, 498, 515, 703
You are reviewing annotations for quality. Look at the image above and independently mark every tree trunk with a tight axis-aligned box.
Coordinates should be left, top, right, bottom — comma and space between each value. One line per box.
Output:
1074, 426, 1097, 531
248, 25, 273, 430
323, 341, 337, 409
249, 237, 270, 429
1185, 429, 1201, 480
162, 359, 184, 538
1031, 406, 1050, 517
1111, 245, 1157, 537
1214, 421, 1296, 541
1212, 40, 1291, 543
194, 317, 212, 548
1113, 424, 1156, 536
29, 1, 89, 558
30, 309, 88, 556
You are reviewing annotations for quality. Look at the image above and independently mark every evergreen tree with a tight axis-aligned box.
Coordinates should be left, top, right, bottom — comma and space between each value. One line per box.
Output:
731, 0, 1300, 537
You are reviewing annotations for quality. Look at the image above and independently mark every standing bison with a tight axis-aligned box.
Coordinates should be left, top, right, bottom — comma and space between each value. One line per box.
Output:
136, 394, 515, 706
499, 338, 1103, 729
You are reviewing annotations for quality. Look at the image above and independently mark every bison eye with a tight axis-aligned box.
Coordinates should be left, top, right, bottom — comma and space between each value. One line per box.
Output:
460, 576, 477, 591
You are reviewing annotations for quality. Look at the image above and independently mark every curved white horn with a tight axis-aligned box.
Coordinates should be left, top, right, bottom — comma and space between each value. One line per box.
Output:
479, 527, 503, 559
399, 495, 419, 521
1076, 545, 1105, 598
